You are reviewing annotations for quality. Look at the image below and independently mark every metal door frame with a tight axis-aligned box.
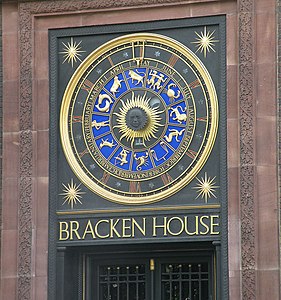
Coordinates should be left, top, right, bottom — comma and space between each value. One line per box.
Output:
82, 243, 216, 300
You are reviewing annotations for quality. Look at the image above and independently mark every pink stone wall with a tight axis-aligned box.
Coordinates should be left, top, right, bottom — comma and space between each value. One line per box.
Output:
0, 0, 279, 299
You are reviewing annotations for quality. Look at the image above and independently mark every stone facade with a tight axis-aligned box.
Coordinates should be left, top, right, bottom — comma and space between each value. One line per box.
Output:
0, 2, 2, 278
0, 0, 279, 299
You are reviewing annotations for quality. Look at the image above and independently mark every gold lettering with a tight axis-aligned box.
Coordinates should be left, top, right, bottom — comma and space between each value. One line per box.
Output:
210, 215, 220, 235
162, 65, 175, 76
110, 65, 124, 76
122, 218, 132, 238
199, 216, 210, 235
153, 217, 167, 237
95, 220, 110, 239
184, 216, 199, 235
59, 221, 69, 241
110, 219, 121, 238
167, 217, 184, 236
70, 221, 81, 240
132, 218, 146, 237
82, 220, 96, 239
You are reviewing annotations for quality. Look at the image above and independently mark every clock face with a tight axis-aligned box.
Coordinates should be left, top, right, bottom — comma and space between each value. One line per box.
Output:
60, 33, 218, 204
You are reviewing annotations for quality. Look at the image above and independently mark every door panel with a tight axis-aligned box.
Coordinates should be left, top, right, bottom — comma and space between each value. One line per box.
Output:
98, 264, 147, 300
87, 251, 214, 300
160, 262, 210, 300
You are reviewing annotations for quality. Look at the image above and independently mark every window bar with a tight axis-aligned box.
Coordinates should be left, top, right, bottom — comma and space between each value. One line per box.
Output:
179, 264, 182, 300
188, 264, 192, 300
126, 266, 129, 300
169, 265, 172, 300
198, 264, 201, 300
117, 266, 120, 300
136, 265, 139, 300
106, 267, 110, 300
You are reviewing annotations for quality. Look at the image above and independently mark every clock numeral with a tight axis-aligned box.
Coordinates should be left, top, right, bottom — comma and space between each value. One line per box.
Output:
161, 173, 173, 185
100, 171, 110, 185
197, 116, 207, 122
72, 115, 82, 123
129, 181, 141, 193
186, 149, 198, 159
189, 79, 200, 89
168, 54, 179, 67
182, 86, 191, 99
108, 56, 114, 67
132, 41, 145, 66
79, 148, 89, 158
81, 79, 94, 93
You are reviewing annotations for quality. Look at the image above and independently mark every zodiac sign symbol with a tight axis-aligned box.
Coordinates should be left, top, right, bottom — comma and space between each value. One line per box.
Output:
128, 70, 145, 85
95, 94, 113, 112
91, 119, 110, 130
147, 70, 166, 90
150, 142, 169, 161
164, 128, 185, 143
110, 75, 124, 96
99, 138, 116, 149
170, 106, 187, 124
134, 152, 149, 171
154, 74, 166, 90
114, 149, 129, 166
166, 83, 180, 102
147, 70, 158, 87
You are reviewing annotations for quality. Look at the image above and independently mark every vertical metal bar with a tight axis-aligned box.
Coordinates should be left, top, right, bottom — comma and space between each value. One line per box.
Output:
117, 267, 120, 300
126, 267, 129, 300
213, 241, 221, 300
198, 264, 201, 300
136, 266, 139, 300
150, 260, 155, 300
107, 267, 110, 300
189, 264, 192, 300
179, 264, 182, 300
169, 265, 173, 300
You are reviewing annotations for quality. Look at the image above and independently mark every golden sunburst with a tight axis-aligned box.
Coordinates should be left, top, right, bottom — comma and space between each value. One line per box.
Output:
192, 27, 219, 58
59, 37, 86, 67
113, 92, 163, 148
193, 172, 219, 203
60, 179, 85, 209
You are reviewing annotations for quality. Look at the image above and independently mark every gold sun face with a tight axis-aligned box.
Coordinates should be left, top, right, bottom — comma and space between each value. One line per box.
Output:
60, 179, 85, 209
60, 37, 86, 67
192, 26, 219, 58
193, 173, 219, 203
113, 92, 164, 148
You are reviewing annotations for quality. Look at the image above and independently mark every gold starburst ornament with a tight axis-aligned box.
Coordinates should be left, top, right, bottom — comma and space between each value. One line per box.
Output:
60, 37, 86, 67
60, 179, 85, 209
192, 26, 219, 58
193, 172, 219, 203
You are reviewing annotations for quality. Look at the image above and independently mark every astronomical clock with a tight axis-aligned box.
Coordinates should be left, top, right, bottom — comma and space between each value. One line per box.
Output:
59, 32, 219, 206
50, 17, 227, 300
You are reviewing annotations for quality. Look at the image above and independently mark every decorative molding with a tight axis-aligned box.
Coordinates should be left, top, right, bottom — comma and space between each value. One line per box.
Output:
18, 2, 225, 299
238, 0, 256, 299
278, 0, 281, 290
18, 3, 33, 300
16, 0, 253, 299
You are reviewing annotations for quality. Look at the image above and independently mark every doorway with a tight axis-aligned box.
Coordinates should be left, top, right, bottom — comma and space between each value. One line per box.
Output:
84, 246, 215, 300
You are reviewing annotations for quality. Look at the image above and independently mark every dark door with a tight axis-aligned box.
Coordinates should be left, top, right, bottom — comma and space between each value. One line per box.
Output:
86, 251, 215, 300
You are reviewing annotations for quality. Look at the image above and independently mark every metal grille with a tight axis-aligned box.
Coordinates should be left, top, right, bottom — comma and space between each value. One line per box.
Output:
161, 263, 209, 300
99, 264, 146, 300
